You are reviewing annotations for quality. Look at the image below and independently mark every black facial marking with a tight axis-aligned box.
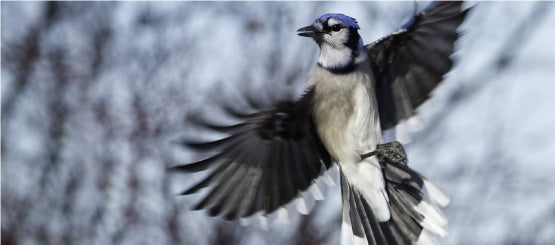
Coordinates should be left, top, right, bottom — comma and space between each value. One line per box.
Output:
345, 27, 360, 50
322, 18, 360, 50
323, 19, 331, 32
323, 18, 342, 32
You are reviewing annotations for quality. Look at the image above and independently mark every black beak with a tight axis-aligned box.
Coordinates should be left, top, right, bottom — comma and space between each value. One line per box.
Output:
297, 25, 321, 37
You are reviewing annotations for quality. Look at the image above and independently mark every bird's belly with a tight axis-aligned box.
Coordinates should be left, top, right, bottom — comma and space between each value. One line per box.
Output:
313, 82, 382, 163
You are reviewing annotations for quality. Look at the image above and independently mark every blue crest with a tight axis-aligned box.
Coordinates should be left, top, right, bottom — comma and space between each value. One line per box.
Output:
316, 13, 360, 29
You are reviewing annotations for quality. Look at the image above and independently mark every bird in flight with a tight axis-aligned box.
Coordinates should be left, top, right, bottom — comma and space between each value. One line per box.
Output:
172, 2, 469, 244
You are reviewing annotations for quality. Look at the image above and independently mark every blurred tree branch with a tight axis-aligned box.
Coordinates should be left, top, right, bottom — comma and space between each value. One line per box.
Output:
424, 2, 552, 132
3, 2, 554, 245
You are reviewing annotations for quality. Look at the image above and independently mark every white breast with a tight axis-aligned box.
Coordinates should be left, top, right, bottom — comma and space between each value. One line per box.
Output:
308, 64, 390, 221
309, 65, 381, 163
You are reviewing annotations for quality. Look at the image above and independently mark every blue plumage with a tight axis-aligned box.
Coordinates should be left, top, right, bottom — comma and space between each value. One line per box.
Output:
316, 13, 360, 29
177, 2, 469, 245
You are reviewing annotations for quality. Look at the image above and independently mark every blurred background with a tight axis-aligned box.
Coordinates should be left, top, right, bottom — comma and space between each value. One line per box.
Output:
2, 1, 555, 245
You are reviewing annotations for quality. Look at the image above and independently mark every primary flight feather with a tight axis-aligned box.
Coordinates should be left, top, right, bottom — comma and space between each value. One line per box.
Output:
172, 2, 469, 244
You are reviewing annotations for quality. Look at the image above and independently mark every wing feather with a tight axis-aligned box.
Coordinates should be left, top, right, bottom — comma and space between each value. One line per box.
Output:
172, 86, 333, 219
366, 1, 469, 130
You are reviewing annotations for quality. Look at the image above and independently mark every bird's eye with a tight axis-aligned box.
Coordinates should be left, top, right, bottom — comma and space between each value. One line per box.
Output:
331, 24, 342, 32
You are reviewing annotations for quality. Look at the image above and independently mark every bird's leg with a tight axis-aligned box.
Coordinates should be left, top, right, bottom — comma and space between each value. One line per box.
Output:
360, 141, 408, 165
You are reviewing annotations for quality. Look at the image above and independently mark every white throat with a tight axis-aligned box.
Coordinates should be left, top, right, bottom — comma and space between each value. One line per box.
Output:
317, 42, 367, 70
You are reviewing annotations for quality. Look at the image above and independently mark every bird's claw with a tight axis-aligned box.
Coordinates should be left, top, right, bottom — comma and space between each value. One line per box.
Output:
361, 141, 407, 165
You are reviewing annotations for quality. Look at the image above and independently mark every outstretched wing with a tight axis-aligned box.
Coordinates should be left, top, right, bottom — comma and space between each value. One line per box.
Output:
366, 1, 469, 130
171, 86, 333, 220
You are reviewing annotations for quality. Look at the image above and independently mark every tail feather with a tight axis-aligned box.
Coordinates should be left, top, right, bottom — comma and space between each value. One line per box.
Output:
340, 158, 449, 245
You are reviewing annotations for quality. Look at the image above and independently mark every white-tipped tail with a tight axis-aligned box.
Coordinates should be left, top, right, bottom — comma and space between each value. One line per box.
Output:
424, 179, 451, 207
340, 155, 450, 245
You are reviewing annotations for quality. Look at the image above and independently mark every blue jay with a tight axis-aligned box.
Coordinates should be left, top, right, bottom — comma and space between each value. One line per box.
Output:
173, 2, 468, 244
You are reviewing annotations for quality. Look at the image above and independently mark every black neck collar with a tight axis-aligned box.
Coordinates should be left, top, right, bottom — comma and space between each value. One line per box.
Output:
318, 62, 357, 74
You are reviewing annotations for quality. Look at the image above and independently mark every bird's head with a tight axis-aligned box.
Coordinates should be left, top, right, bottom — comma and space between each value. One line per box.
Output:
297, 13, 365, 71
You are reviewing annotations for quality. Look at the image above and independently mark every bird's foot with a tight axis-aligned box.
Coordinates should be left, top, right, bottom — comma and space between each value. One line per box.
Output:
361, 141, 407, 165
